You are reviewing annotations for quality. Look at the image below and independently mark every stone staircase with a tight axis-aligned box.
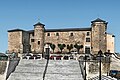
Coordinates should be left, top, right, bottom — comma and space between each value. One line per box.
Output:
8, 59, 83, 80
8, 59, 46, 80
44, 60, 83, 80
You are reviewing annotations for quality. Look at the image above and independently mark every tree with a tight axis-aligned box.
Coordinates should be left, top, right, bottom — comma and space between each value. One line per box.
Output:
50, 43, 56, 53
58, 44, 66, 53
74, 44, 83, 53
67, 44, 73, 53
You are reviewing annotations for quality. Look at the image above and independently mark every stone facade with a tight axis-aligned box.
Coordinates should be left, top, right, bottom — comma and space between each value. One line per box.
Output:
8, 18, 115, 54
106, 34, 115, 53
8, 29, 30, 53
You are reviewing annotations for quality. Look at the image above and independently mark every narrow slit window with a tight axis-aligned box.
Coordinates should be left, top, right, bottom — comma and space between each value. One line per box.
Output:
70, 33, 73, 36
47, 33, 50, 36
56, 33, 59, 36
38, 41, 40, 45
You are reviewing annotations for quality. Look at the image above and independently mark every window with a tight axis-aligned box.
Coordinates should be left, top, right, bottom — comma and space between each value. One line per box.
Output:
70, 33, 73, 36
86, 38, 90, 42
38, 41, 40, 45
85, 47, 90, 54
56, 33, 59, 36
87, 32, 90, 36
32, 33, 34, 36
47, 33, 50, 36
31, 39, 34, 42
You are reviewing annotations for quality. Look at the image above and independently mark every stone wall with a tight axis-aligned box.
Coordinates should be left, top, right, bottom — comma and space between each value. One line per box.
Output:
6, 59, 20, 79
0, 61, 8, 80
8, 31, 22, 53
22, 31, 30, 53
91, 22, 107, 54
45, 31, 91, 53
8, 31, 30, 53
106, 34, 115, 53
86, 61, 110, 79
33, 25, 45, 53
0, 61, 7, 74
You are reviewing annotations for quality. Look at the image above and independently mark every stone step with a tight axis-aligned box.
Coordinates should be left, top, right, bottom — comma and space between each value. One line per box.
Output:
14, 66, 45, 72
44, 73, 83, 80
8, 72, 43, 80
45, 60, 83, 80
18, 59, 46, 66
8, 60, 83, 80
48, 60, 80, 67
46, 67, 81, 73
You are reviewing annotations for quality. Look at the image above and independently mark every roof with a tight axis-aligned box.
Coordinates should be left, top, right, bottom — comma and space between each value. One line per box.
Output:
91, 18, 106, 23
28, 28, 91, 33
0, 53, 7, 57
28, 30, 34, 33
45, 28, 91, 32
8, 29, 25, 32
33, 22, 45, 26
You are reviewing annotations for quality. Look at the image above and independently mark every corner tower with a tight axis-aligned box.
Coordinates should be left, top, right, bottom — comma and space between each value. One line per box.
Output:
34, 22, 45, 53
91, 18, 108, 54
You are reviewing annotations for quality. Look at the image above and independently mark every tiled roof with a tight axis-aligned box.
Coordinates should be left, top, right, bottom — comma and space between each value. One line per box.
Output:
91, 18, 106, 23
27, 30, 34, 33
28, 28, 91, 33
0, 53, 7, 57
33, 22, 45, 26
45, 28, 91, 32
8, 29, 25, 32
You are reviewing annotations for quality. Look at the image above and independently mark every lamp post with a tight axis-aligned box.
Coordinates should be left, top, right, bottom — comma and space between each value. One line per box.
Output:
84, 54, 89, 80
45, 44, 50, 60
84, 55, 87, 80
98, 50, 103, 80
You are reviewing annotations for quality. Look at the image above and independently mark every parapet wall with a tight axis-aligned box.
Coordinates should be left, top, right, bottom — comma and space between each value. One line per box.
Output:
0, 61, 9, 80
6, 58, 20, 79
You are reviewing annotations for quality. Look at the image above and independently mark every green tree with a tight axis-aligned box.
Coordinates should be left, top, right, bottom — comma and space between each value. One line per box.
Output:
50, 43, 56, 53
74, 44, 83, 53
67, 44, 73, 53
58, 44, 66, 53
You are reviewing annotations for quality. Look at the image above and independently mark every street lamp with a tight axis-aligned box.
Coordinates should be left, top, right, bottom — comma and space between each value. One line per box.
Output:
45, 43, 50, 60
84, 54, 89, 80
97, 50, 103, 80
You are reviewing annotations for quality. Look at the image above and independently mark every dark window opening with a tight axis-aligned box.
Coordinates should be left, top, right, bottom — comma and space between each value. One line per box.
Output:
86, 38, 90, 42
56, 33, 59, 36
85, 47, 90, 54
31, 39, 34, 42
38, 41, 40, 45
32, 33, 34, 36
87, 32, 90, 36
47, 33, 50, 36
70, 33, 73, 36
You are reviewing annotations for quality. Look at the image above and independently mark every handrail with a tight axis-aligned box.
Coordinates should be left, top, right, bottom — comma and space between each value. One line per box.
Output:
43, 59, 49, 80
112, 53, 120, 60
78, 60, 85, 80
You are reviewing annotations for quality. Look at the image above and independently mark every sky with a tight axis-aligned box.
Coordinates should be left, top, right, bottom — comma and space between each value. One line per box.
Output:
0, 0, 120, 53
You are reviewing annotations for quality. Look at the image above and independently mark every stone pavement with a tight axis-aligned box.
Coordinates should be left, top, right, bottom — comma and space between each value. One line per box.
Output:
7, 59, 83, 80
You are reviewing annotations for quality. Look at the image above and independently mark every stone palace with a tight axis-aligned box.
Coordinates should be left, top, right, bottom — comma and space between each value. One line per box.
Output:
8, 18, 115, 54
